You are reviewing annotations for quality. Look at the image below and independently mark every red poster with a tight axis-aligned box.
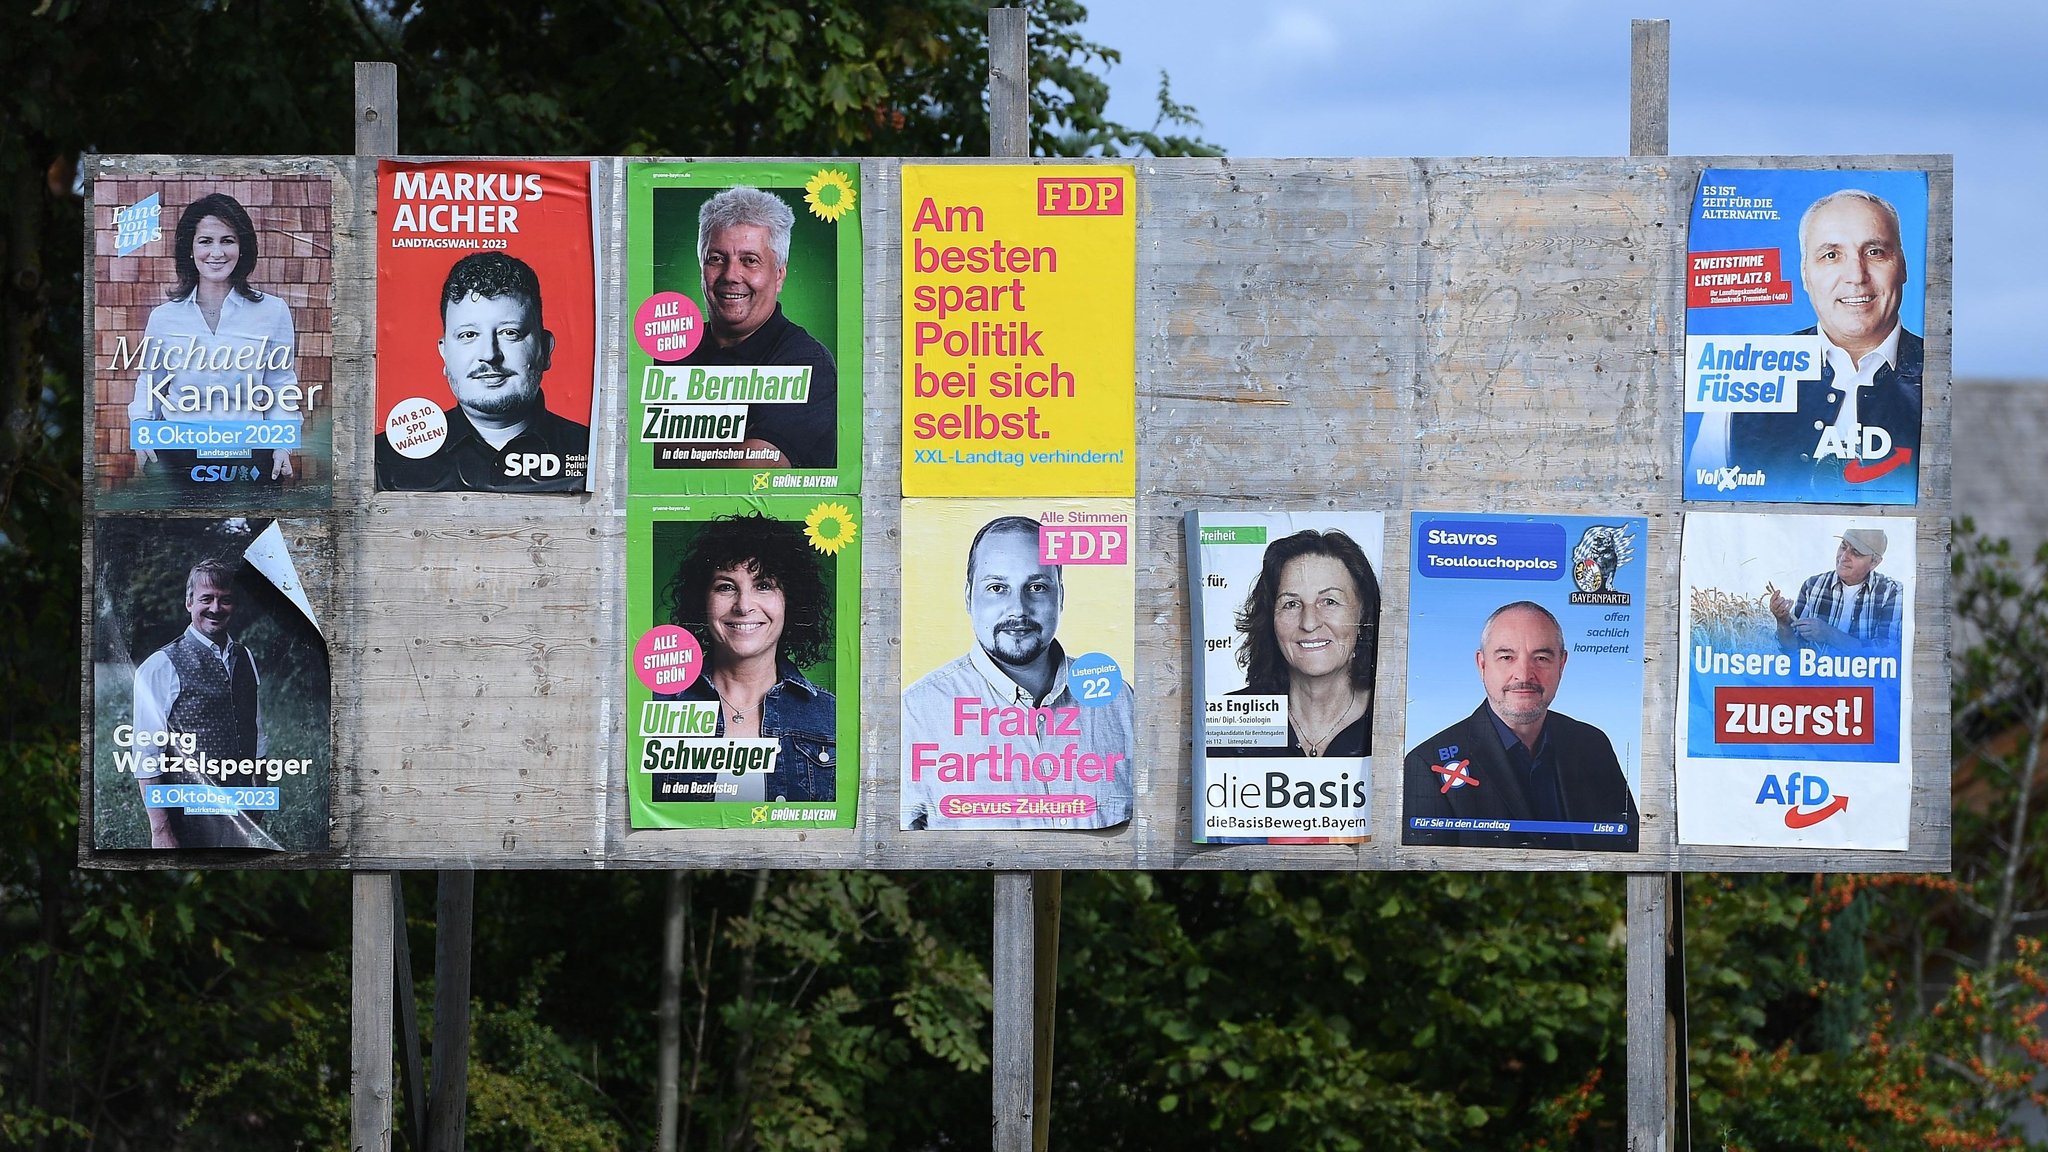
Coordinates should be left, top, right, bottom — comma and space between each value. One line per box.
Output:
374, 160, 599, 493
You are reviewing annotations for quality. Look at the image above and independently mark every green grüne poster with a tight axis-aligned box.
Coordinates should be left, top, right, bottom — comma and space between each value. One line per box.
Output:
627, 495, 860, 829
625, 162, 862, 495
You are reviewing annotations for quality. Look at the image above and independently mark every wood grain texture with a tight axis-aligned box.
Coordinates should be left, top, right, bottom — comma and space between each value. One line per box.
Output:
79, 155, 1954, 873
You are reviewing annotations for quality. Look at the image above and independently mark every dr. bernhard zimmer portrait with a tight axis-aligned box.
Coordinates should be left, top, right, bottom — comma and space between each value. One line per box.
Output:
678, 187, 838, 469
901, 516, 1134, 831
375, 251, 590, 493
1729, 188, 1922, 483
1403, 601, 1639, 851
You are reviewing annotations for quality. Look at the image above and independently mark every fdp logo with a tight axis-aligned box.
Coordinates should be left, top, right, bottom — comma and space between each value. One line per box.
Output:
1754, 771, 1849, 829
189, 464, 259, 482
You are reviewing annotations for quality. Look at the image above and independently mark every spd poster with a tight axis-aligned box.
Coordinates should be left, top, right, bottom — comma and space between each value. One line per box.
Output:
1676, 513, 1914, 850
375, 159, 598, 494
625, 162, 862, 495
900, 165, 1136, 497
1682, 169, 1928, 505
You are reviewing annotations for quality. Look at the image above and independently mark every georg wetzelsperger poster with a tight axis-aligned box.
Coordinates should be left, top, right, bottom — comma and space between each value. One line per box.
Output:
1187, 511, 1385, 844
899, 165, 1136, 498
92, 168, 338, 512
1677, 513, 1915, 850
1682, 169, 1929, 505
375, 159, 599, 493
1401, 513, 1646, 853
900, 499, 1136, 831
627, 496, 860, 830
91, 516, 331, 851
625, 162, 861, 495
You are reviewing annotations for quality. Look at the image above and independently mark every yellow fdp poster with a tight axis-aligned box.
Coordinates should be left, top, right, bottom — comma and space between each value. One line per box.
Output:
900, 165, 1136, 496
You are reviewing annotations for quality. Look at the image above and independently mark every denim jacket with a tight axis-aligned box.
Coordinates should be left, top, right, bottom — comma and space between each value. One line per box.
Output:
666, 658, 838, 802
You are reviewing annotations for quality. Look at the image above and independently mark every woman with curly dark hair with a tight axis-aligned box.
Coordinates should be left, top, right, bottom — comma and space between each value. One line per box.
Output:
660, 512, 837, 801
1222, 528, 1381, 757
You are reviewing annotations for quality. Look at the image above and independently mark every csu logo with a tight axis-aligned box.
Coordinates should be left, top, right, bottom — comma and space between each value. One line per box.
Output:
1754, 772, 1850, 829
189, 464, 258, 482
503, 452, 562, 478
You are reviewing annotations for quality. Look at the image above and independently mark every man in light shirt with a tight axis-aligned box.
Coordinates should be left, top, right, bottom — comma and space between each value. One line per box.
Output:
900, 515, 1135, 831
1727, 189, 1923, 489
1771, 528, 1904, 656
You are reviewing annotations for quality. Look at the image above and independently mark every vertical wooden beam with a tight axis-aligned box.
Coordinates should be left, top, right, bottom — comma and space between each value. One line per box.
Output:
1626, 26, 1675, 1150
988, 8, 1030, 158
1029, 873, 1061, 1152
392, 879, 427, 1149
992, 873, 1037, 1151
352, 873, 397, 1152
428, 871, 475, 1152
353, 62, 400, 1152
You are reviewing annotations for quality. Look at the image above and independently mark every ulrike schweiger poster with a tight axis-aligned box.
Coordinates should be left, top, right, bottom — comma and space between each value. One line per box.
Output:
900, 499, 1136, 831
625, 162, 862, 496
627, 496, 860, 830
1682, 169, 1929, 505
1677, 513, 1914, 850
375, 160, 599, 494
92, 169, 338, 512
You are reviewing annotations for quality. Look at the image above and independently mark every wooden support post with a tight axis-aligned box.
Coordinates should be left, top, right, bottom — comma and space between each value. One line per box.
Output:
993, 873, 1037, 1151
392, 878, 427, 1149
428, 871, 475, 1152
988, 8, 1030, 158
1625, 22, 1678, 1151
352, 873, 397, 1152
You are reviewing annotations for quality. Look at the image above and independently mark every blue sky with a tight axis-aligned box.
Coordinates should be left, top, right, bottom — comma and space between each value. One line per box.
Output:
1081, 0, 2043, 378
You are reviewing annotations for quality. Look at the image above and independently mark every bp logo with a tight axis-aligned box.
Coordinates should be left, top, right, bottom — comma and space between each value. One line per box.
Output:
1568, 524, 1635, 605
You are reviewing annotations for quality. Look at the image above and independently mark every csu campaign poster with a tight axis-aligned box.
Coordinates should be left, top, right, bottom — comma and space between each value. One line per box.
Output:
375, 159, 599, 494
900, 165, 1137, 498
1187, 511, 1385, 844
1401, 513, 1646, 853
1682, 169, 1929, 506
899, 499, 1136, 831
92, 170, 338, 512
626, 496, 860, 830
1676, 513, 1915, 850
625, 162, 862, 496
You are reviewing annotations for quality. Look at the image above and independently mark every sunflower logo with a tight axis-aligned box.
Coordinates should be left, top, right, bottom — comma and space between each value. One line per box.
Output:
803, 502, 857, 556
803, 169, 857, 223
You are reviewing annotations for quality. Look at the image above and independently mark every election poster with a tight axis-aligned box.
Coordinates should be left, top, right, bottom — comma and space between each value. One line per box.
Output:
900, 499, 1136, 831
1682, 169, 1929, 505
91, 169, 338, 512
900, 165, 1136, 498
1402, 512, 1646, 852
625, 162, 862, 495
1676, 513, 1914, 850
626, 496, 860, 830
375, 159, 599, 494
91, 515, 332, 851
1186, 511, 1385, 844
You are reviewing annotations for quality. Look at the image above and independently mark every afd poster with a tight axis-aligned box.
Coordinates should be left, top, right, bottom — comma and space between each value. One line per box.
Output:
375, 159, 599, 494
626, 496, 860, 830
900, 499, 1136, 830
91, 169, 338, 512
900, 165, 1136, 497
1676, 513, 1914, 850
91, 516, 332, 851
625, 162, 861, 495
1682, 169, 1929, 505
1187, 512, 1385, 844
1402, 513, 1646, 852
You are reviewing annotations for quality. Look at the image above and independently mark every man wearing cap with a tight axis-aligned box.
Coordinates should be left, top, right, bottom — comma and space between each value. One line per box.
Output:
1771, 528, 1904, 656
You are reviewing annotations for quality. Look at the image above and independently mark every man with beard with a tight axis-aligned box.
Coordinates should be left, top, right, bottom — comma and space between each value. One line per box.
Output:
675, 187, 837, 469
376, 252, 590, 492
900, 515, 1134, 830
130, 559, 279, 849
1402, 601, 1639, 852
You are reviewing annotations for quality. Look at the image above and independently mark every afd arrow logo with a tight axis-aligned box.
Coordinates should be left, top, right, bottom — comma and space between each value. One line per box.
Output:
1843, 447, 1913, 485
1755, 772, 1849, 828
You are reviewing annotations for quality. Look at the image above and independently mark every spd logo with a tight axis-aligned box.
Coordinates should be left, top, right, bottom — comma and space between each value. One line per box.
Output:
1754, 771, 1850, 829
502, 452, 562, 479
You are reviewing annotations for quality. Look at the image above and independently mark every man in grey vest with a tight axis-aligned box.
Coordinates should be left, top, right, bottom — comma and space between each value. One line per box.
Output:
130, 559, 275, 848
